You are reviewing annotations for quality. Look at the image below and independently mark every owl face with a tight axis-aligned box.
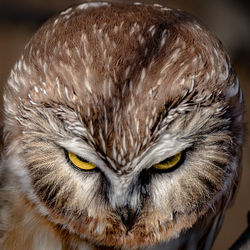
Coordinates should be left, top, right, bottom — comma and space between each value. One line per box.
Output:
2, 2, 243, 249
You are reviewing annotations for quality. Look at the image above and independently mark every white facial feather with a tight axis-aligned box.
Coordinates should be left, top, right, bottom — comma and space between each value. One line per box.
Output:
3, 155, 50, 217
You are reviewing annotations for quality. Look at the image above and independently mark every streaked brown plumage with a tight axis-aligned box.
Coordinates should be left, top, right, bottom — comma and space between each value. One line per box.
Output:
0, 2, 243, 250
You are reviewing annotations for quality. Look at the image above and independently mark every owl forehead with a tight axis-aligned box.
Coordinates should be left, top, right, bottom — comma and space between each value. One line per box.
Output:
18, 2, 230, 95
5, 3, 236, 167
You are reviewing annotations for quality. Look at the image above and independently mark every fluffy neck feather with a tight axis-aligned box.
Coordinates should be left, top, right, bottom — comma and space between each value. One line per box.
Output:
0, 193, 62, 250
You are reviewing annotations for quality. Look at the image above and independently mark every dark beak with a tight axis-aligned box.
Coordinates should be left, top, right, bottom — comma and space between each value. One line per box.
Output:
118, 205, 139, 230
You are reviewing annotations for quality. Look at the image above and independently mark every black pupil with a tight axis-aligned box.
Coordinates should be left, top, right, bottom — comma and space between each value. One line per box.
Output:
158, 155, 176, 165
75, 154, 88, 163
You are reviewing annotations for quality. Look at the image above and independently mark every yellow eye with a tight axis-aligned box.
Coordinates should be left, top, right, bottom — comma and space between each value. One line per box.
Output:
153, 152, 182, 170
67, 151, 96, 171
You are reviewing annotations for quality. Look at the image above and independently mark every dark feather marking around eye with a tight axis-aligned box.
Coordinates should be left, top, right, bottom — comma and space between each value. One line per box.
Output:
99, 172, 111, 204
29, 163, 71, 209
139, 169, 152, 198
37, 182, 75, 213
36, 182, 60, 207
197, 175, 221, 195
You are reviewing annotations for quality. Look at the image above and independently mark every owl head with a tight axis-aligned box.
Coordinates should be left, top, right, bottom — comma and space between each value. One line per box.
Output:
2, 2, 243, 249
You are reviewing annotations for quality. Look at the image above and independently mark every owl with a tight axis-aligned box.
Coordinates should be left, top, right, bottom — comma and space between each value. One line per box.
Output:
0, 2, 244, 250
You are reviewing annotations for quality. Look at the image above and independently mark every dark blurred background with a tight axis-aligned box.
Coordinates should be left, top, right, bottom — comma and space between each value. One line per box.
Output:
0, 0, 249, 249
